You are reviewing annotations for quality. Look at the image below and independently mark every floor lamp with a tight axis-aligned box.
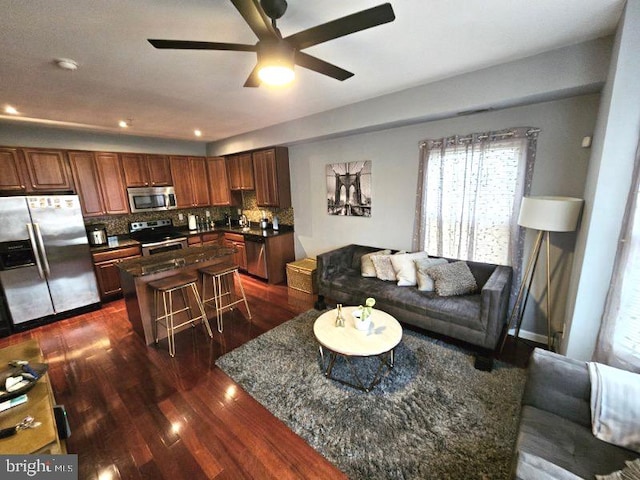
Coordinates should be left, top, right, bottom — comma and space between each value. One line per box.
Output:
501, 196, 584, 351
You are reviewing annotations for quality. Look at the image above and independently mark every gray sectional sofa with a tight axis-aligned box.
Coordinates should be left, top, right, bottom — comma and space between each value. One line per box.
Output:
513, 348, 640, 479
315, 244, 512, 369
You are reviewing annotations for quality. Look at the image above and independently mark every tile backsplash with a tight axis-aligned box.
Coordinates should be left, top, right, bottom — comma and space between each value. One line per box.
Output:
85, 191, 294, 236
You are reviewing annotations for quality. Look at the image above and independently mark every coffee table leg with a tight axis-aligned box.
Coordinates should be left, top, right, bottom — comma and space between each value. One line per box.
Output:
390, 348, 395, 368
318, 345, 324, 365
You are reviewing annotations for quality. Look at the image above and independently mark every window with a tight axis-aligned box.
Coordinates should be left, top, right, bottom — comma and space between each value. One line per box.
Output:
597, 149, 640, 371
413, 128, 538, 267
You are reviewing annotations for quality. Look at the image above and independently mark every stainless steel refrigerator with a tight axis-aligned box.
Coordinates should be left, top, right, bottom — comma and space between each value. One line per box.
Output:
0, 195, 100, 327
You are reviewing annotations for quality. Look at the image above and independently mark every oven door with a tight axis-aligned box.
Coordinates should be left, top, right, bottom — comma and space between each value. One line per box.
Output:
141, 238, 188, 256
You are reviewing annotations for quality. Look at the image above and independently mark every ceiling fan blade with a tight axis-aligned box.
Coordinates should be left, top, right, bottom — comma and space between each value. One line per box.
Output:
295, 52, 354, 81
148, 39, 256, 52
230, 0, 278, 40
243, 65, 261, 87
285, 3, 395, 50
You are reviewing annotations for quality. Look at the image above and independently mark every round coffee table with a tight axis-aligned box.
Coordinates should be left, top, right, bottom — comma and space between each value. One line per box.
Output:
313, 306, 403, 392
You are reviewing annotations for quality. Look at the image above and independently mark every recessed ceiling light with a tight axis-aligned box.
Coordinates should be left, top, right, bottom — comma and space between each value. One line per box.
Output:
4, 105, 19, 115
194, 129, 202, 137
55, 58, 79, 71
118, 120, 129, 128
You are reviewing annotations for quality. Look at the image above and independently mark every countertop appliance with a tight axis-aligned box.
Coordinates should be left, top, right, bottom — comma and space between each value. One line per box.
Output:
86, 223, 108, 246
129, 219, 187, 256
0, 196, 100, 328
127, 186, 177, 213
245, 236, 267, 279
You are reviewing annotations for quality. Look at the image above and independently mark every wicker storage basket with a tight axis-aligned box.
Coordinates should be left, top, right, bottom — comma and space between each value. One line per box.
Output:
286, 258, 318, 294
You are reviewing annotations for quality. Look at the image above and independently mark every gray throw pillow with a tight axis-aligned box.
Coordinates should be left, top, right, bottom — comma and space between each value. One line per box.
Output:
414, 257, 448, 291
426, 261, 478, 296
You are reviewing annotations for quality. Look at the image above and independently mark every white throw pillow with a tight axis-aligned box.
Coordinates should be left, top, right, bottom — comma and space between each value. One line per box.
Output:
390, 251, 430, 286
361, 249, 391, 277
415, 257, 448, 291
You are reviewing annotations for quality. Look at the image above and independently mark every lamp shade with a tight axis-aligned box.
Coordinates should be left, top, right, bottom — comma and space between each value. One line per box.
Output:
517, 196, 584, 232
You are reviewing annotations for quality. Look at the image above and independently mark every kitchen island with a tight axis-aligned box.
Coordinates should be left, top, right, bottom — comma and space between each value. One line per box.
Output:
117, 245, 235, 345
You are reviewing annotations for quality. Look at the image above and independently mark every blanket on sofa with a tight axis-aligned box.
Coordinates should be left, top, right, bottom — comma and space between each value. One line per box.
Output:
589, 362, 640, 454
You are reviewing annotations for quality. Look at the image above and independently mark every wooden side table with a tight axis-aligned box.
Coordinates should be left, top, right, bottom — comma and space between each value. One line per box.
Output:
0, 339, 65, 454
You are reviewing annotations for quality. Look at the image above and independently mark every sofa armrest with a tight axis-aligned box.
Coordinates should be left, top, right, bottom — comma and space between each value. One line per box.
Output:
522, 348, 591, 428
479, 265, 512, 348
316, 245, 357, 288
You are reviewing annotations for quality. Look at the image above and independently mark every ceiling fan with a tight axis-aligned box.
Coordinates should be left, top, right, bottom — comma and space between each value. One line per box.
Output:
148, 0, 395, 87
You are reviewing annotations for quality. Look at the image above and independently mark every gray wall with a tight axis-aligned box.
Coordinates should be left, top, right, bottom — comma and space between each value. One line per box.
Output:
562, 0, 640, 360
290, 94, 600, 340
208, 37, 611, 156
0, 122, 206, 155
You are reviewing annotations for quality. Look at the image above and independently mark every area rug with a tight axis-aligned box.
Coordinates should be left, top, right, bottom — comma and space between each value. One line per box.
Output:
215, 309, 527, 479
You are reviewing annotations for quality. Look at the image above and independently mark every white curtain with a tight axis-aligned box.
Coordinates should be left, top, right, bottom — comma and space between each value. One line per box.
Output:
594, 141, 640, 372
413, 127, 537, 270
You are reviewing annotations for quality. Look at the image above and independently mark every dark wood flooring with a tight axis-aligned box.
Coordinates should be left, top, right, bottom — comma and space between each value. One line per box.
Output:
0, 276, 536, 479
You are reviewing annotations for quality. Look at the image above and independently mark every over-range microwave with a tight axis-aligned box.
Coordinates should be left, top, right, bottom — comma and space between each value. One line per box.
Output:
128, 186, 177, 213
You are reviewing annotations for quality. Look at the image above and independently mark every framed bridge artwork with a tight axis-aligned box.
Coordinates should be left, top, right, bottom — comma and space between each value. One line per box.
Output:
326, 161, 372, 217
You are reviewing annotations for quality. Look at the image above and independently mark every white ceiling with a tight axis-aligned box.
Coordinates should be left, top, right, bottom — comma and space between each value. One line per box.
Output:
0, 0, 625, 142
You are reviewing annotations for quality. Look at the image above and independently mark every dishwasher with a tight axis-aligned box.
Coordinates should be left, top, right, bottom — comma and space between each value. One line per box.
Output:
245, 236, 268, 279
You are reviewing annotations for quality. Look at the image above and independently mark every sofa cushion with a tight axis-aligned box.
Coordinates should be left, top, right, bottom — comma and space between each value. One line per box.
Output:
415, 257, 448, 291
360, 249, 391, 277
350, 245, 383, 271
427, 261, 478, 296
390, 251, 429, 286
514, 452, 583, 480
516, 406, 639, 479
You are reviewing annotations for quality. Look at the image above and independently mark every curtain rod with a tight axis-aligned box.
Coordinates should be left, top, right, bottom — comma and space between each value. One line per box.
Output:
420, 128, 540, 148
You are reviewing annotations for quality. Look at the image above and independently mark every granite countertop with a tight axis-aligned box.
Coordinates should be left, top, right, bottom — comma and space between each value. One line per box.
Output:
116, 245, 235, 277
90, 235, 141, 253
176, 224, 294, 239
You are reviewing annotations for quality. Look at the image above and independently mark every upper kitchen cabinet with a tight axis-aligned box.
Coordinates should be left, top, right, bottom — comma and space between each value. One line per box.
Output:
121, 153, 172, 187
252, 147, 291, 208
227, 153, 254, 190
206, 156, 241, 206
22, 148, 75, 192
0, 147, 74, 194
169, 156, 210, 207
69, 151, 129, 216
0, 147, 27, 193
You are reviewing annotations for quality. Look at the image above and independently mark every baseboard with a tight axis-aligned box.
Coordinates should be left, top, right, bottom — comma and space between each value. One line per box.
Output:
507, 328, 548, 346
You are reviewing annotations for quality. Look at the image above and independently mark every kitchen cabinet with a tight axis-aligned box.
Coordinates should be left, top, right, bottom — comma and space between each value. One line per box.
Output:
121, 153, 172, 187
227, 153, 254, 190
0, 147, 74, 194
188, 232, 224, 247
170, 156, 211, 207
224, 232, 247, 271
92, 245, 141, 301
69, 151, 129, 216
252, 147, 291, 208
207, 156, 241, 206
263, 232, 295, 284
0, 147, 27, 193
22, 148, 75, 192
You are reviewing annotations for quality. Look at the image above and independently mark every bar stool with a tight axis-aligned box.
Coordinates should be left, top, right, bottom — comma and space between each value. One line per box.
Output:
199, 265, 251, 332
149, 272, 213, 357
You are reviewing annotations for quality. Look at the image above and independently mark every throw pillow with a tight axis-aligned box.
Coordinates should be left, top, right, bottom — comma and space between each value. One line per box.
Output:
426, 261, 478, 296
596, 458, 640, 480
361, 249, 391, 277
414, 257, 448, 291
390, 251, 430, 286
371, 253, 399, 281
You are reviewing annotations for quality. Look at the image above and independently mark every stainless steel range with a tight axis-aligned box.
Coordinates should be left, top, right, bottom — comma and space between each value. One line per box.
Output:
129, 219, 187, 256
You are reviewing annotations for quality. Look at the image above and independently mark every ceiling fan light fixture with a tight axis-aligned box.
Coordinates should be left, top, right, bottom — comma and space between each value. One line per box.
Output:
257, 40, 295, 86
258, 64, 294, 86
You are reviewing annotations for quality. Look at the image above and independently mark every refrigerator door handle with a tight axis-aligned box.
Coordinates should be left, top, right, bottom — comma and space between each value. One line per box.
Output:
26, 223, 46, 280
32, 223, 51, 277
